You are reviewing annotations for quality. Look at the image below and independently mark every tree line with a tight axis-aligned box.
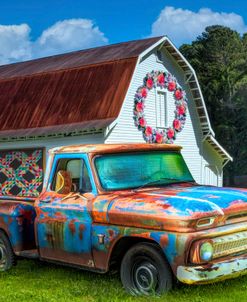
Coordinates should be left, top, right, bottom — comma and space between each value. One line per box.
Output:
180, 25, 247, 185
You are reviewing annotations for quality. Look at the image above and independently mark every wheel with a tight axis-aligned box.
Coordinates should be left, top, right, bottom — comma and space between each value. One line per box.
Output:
0, 230, 15, 271
120, 242, 173, 295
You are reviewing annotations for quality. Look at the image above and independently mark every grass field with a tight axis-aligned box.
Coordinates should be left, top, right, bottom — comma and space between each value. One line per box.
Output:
0, 259, 246, 302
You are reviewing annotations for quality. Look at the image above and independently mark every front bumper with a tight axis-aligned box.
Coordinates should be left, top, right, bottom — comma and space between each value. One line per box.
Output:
177, 254, 247, 284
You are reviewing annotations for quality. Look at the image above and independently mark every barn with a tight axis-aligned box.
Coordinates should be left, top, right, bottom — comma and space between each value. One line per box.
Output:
0, 36, 232, 197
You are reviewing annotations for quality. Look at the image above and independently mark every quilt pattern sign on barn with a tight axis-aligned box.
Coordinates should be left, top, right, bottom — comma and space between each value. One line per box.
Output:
0, 149, 43, 197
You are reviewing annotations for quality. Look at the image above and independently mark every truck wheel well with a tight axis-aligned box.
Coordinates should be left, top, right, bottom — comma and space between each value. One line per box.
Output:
0, 228, 16, 268
0, 228, 13, 249
0, 228, 9, 240
109, 237, 163, 271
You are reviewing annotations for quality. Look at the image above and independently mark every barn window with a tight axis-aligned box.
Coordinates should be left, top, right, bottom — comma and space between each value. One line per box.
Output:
156, 91, 168, 129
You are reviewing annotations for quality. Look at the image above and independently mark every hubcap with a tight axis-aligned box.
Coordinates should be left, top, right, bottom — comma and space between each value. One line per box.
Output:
133, 261, 158, 293
0, 241, 7, 270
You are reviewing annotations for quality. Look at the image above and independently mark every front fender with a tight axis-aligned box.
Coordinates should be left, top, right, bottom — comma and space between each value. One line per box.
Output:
91, 224, 190, 273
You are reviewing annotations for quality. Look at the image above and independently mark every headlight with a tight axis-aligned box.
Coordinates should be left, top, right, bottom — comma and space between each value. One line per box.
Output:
200, 241, 214, 261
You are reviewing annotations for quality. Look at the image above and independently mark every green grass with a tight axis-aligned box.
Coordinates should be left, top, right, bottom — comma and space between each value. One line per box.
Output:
0, 259, 246, 302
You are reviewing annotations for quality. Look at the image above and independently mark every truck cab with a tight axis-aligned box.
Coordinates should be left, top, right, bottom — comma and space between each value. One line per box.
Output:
0, 144, 247, 295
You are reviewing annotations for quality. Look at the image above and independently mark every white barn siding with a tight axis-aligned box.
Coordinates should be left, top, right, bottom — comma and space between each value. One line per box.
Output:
0, 133, 104, 170
105, 48, 220, 185
202, 141, 224, 186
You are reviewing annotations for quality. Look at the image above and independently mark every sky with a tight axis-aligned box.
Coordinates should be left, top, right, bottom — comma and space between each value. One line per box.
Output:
1, 0, 247, 65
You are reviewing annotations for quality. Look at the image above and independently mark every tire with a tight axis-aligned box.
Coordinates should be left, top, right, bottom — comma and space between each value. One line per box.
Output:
120, 242, 173, 296
0, 230, 15, 271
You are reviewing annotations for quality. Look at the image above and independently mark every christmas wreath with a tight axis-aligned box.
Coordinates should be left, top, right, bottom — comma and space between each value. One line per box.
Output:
134, 70, 188, 144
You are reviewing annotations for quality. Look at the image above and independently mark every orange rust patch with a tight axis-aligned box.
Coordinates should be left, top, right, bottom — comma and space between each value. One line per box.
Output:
79, 224, 85, 240
160, 234, 169, 247
68, 219, 76, 235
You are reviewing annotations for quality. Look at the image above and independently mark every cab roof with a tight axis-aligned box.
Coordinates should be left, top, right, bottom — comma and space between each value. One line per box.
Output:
49, 143, 182, 155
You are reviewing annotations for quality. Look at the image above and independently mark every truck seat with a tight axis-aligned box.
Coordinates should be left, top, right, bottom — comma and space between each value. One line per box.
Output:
55, 170, 72, 194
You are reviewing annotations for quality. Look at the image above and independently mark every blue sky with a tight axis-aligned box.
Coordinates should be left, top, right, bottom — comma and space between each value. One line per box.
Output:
1, 0, 247, 64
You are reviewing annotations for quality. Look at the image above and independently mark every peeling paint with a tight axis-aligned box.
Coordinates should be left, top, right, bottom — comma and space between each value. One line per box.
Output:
0, 144, 246, 285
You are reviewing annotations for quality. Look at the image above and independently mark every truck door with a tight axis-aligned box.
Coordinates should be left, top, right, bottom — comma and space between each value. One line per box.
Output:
35, 153, 96, 268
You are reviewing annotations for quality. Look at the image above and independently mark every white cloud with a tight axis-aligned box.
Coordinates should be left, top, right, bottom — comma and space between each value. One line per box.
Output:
151, 7, 247, 45
0, 19, 108, 65
0, 24, 32, 64
34, 19, 108, 57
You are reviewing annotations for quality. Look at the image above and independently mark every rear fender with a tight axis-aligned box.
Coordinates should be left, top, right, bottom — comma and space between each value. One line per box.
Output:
0, 202, 36, 252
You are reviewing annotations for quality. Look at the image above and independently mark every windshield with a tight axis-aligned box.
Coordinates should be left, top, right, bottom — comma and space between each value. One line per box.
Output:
94, 151, 194, 191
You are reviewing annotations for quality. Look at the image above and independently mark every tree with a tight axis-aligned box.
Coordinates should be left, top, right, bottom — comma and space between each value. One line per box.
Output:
180, 25, 247, 185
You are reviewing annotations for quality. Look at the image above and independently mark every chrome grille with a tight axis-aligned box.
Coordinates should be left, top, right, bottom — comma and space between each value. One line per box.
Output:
212, 230, 247, 258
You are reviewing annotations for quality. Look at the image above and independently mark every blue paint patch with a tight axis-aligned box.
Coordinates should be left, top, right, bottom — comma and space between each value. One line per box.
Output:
150, 232, 179, 264
176, 186, 247, 210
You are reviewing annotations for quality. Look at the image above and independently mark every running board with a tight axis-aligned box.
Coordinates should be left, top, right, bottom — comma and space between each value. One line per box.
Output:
16, 249, 39, 259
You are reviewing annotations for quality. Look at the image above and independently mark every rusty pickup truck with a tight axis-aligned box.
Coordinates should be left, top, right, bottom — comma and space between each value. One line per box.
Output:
0, 144, 246, 295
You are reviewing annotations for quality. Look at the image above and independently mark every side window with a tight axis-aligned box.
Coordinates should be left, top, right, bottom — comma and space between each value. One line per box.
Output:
51, 158, 92, 194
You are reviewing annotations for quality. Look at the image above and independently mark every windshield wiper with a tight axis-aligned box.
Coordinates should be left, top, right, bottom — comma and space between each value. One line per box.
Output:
134, 177, 194, 191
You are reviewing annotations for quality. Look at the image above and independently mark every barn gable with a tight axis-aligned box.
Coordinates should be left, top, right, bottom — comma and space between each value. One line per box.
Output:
104, 37, 232, 185
106, 37, 232, 161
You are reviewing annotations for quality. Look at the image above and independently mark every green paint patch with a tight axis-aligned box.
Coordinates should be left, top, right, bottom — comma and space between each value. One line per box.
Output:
0, 260, 246, 302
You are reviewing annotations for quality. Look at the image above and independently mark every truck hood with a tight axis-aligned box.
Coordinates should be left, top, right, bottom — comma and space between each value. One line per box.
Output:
93, 184, 247, 232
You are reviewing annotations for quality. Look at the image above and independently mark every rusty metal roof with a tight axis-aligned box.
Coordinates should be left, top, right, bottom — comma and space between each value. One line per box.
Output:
0, 59, 136, 134
0, 37, 162, 79
0, 37, 162, 138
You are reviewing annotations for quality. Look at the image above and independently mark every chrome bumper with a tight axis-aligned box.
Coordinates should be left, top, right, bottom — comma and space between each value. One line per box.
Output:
177, 255, 247, 284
